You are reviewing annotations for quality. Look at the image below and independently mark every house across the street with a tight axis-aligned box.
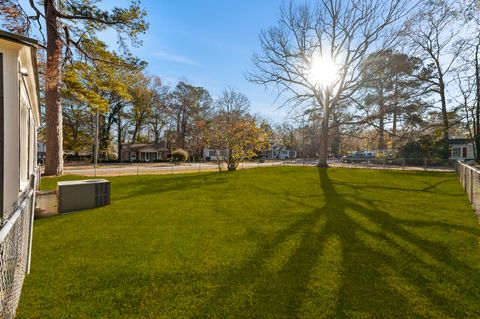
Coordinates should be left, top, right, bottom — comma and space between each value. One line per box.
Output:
449, 138, 474, 161
121, 143, 170, 162
0, 29, 41, 318
261, 146, 297, 160
203, 148, 227, 161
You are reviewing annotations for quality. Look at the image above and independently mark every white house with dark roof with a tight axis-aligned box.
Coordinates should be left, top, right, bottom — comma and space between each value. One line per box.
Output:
261, 146, 297, 160
203, 148, 227, 161
449, 138, 474, 161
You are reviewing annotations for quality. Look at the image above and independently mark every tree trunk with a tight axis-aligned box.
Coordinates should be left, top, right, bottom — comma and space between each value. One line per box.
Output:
44, 0, 64, 176
318, 88, 330, 167
439, 84, 449, 159
378, 113, 385, 151
117, 113, 123, 162
391, 74, 398, 149
433, 56, 450, 159
153, 125, 159, 144
392, 112, 397, 136
330, 114, 341, 157
227, 149, 236, 171
475, 40, 480, 162
131, 123, 139, 143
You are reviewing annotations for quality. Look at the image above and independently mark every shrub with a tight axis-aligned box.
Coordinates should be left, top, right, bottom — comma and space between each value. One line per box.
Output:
171, 149, 188, 162
398, 135, 446, 159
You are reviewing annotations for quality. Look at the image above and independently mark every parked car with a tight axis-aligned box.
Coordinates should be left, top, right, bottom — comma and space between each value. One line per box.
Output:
342, 152, 375, 163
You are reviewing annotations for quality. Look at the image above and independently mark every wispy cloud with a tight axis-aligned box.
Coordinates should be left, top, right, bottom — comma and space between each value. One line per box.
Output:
152, 50, 201, 66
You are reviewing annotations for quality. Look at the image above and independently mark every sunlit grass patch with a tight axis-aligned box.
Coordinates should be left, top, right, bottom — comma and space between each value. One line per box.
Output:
17, 167, 480, 318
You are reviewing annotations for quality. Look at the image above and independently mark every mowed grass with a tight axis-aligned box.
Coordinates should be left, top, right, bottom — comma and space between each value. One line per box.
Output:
17, 167, 480, 318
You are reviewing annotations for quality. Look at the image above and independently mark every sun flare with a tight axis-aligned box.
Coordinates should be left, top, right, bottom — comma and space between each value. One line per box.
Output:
308, 55, 339, 87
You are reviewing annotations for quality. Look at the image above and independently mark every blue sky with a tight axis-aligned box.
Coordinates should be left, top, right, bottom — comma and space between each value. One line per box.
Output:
129, 0, 288, 123
12, 0, 295, 122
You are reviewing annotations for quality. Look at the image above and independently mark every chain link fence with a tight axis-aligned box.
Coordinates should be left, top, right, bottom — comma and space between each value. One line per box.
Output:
61, 157, 458, 176
455, 161, 480, 217
0, 173, 37, 319
326, 157, 454, 171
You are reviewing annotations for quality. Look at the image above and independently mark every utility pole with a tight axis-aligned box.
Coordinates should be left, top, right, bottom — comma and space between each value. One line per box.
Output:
94, 111, 99, 175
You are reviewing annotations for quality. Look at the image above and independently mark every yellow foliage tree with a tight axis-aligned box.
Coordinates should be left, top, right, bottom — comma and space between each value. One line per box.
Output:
210, 114, 270, 171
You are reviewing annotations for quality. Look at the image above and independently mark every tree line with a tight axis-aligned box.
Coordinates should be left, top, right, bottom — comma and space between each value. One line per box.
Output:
62, 62, 270, 169
249, 0, 480, 165
2, 0, 480, 174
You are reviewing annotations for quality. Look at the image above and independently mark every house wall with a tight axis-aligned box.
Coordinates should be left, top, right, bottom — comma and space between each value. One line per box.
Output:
203, 148, 226, 161
0, 39, 39, 210
262, 148, 297, 160
2, 43, 20, 210
450, 143, 475, 160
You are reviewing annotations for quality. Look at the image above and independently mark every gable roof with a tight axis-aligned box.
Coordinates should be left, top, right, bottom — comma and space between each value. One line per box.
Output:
0, 29, 38, 47
449, 138, 472, 145
0, 30, 41, 123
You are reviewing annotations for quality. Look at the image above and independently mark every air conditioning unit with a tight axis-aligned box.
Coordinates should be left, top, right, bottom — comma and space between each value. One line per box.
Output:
57, 179, 110, 213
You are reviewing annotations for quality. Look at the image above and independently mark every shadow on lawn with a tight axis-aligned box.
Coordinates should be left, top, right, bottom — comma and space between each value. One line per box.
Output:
113, 172, 228, 201
193, 168, 480, 318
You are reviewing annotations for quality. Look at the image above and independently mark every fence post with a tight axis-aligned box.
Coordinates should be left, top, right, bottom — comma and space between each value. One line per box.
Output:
171, 165, 173, 175
136, 165, 139, 176
199, 162, 201, 173
402, 158, 405, 170
470, 167, 474, 202
382, 157, 386, 169
423, 158, 427, 171
26, 172, 37, 274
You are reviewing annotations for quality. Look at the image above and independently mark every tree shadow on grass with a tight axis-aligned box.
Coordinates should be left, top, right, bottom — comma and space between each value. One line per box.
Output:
112, 172, 228, 201
192, 168, 480, 318
331, 178, 464, 198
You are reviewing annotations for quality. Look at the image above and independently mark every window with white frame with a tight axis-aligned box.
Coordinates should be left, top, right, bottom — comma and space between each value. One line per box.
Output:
209, 150, 216, 156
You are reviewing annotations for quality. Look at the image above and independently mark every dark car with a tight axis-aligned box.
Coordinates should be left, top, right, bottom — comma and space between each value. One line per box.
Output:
342, 152, 375, 163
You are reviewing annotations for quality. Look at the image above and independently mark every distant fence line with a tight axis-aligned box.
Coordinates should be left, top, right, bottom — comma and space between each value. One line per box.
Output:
298, 157, 454, 170
455, 161, 480, 217
58, 157, 458, 177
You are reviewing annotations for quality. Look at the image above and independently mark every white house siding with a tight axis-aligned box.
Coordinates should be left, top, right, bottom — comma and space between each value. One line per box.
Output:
0, 38, 40, 211
450, 143, 475, 161
203, 148, 226, 161
0, 31, 40, 319
262, 147, 297, 160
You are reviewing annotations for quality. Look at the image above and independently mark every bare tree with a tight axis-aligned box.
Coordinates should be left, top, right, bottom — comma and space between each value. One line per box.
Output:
148, 84, 171, 144
249, 0, 408, 166
403, 0, 466, 158
455, 0, 480, 160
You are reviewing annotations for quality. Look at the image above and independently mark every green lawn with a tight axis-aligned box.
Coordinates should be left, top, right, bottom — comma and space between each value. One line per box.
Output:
17, 167, 480, 318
